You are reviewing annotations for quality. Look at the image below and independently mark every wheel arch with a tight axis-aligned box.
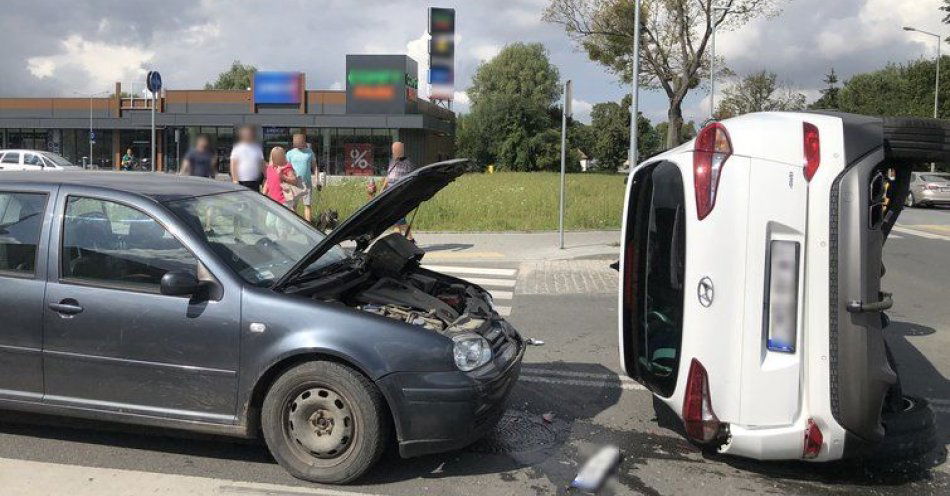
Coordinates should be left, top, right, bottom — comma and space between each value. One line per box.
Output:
243, 350, 396, 439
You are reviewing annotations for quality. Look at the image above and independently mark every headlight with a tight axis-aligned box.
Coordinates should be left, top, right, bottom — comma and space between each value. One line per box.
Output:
452, 333, 493, 371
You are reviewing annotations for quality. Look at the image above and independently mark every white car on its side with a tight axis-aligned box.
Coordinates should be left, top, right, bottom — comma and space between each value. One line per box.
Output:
619, 112, 941, 464
0, 150, 82, 172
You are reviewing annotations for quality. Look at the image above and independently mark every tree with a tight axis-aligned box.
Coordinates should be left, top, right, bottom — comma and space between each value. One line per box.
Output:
655, 120, 697, 148
457, 43, 563, 171
205, 60, 257, 90
810, 68, 840, 110
942, 0, 950, 42
837, 57, 950, 118
588, 96, 660, 169
715, 70, 806, 118
544, 0, 780, 148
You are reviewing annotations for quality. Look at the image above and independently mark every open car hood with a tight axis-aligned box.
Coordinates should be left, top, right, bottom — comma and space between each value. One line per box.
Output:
273, 158, 470, 289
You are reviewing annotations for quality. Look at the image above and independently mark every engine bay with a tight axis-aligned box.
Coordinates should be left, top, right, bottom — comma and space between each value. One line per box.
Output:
296, 233, 499, 336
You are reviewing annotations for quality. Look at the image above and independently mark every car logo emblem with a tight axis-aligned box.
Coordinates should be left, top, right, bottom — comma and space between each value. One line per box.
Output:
698, 277, 714, 308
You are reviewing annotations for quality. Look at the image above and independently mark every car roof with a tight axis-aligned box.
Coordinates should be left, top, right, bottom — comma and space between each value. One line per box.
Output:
0, 149, 44, 154
0, 171, 244, 202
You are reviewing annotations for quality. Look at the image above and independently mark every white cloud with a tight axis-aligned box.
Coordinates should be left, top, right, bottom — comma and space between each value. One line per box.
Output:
453, 90, 471, 106
406, 30, 431, 99
330, 81, 343, 91
26, 35, 153, 93
570, 98, 593, 123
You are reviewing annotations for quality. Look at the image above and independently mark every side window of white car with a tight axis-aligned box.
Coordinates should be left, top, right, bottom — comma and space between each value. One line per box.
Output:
1, 153, 20, 165
22, 153, 43, 168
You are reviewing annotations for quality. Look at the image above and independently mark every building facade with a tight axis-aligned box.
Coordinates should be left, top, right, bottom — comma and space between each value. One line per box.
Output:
0, 55, 455, 175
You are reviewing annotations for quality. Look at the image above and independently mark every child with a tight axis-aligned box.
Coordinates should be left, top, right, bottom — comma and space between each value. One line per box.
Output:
263, 146, 298, 208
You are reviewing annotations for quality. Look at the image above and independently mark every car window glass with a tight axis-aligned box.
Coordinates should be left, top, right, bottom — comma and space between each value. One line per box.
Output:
23, 153, 42, 167
62, 196, 197, 291
921, 174, 949, 182
0, 192, 48, 275
1, 153, 20, 164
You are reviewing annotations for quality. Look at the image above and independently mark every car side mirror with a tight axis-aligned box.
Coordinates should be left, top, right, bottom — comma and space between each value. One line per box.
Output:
160, 270, 200, 297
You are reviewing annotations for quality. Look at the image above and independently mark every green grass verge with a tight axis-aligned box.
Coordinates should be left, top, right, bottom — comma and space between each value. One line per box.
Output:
311, 172, 625, 231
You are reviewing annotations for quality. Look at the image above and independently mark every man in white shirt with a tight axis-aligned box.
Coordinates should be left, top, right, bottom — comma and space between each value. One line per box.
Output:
230, 125, 265, 191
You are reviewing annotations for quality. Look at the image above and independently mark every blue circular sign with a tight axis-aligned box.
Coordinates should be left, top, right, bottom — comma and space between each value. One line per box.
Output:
146, 71, 162, 93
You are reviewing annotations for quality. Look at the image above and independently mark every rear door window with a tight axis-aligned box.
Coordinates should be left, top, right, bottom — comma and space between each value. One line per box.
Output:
628, 162, 686, 397
22, 153, 43, 169
0, 192, 48, 275
1, 153, 20, 165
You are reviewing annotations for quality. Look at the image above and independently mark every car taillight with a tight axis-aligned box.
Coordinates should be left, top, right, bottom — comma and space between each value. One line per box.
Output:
803, 122, 820, 181
683, 358, 721, 443
693, 123, 732, 220
803, 419, 823, 459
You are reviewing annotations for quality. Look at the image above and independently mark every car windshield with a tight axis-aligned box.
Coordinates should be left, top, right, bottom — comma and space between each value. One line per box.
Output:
921, 174, 949, 182
164, 191, 348, 287
40, 152, 74, 167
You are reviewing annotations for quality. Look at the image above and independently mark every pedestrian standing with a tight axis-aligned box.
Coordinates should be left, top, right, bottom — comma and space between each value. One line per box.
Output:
262, 146, 298, 208
380, 141, 415, 241
179, 134, 216, 178
121, 148, 136, 171
230, 125, 265, 191
286, 133, 319, 222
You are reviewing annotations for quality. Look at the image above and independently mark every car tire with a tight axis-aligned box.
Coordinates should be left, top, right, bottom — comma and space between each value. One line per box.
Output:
867, 395, 938, 466
261, 360, 390, 484
904, 192, 916, 208
883, 117, 950, 162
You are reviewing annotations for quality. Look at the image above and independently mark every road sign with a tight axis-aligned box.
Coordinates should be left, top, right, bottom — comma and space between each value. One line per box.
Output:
90, 131, 96, 141
146, 71, 162, 93
565, 80, 573, 118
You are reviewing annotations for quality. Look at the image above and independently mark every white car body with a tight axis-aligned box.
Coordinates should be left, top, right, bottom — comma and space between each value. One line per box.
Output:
0, 150, 81, 172
618, 112, 917, 462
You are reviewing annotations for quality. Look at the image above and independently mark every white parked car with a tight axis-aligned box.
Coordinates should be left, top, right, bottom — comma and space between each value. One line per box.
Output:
0, 150, 82, 171
619, 112, 940, 464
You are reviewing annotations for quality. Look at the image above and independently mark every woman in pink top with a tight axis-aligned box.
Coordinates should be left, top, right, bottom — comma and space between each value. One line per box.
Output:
263, 146, 297, 207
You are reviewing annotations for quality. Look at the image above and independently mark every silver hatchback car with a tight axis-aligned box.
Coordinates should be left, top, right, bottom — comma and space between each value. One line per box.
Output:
905, 171, 950, 207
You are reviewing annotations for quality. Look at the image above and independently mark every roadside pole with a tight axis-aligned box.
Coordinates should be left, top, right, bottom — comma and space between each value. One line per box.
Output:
146, 71, 162, 173
559, 80, 572, 250
628, 0, 641, 170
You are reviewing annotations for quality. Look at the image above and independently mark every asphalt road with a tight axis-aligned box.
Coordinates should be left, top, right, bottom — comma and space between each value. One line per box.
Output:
0, 208, 948, 495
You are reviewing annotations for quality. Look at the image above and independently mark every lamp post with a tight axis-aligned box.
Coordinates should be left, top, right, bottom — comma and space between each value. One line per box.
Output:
904, 26, 943, 172
628, 0, 642, 169
73, 90, 110, 169
710, 6, 728, 120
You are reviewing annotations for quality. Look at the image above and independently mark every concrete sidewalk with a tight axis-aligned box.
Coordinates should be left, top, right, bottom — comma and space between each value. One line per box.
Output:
411, 230, 621, 262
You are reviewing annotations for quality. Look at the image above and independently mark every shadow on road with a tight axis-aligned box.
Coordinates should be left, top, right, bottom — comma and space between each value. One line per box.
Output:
417, 242, 474, 253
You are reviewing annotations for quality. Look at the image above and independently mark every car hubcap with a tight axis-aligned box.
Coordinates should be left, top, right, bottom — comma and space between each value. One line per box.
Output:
287, 387, 353, 458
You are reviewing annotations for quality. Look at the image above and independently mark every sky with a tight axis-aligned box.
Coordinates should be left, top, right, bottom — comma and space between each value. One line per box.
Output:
0, 0, 946, 125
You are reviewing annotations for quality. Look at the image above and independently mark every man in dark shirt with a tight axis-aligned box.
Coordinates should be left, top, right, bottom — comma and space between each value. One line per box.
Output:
180, 134, 216, 178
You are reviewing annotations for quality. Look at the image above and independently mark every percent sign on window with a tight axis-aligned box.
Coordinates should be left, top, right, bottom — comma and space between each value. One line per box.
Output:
350, 147, 370, 169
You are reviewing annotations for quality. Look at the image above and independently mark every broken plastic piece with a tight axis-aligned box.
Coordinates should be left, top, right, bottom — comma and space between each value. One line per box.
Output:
571, 445, 621, 492
542, 413, 555, 423
525, 338, 545, 347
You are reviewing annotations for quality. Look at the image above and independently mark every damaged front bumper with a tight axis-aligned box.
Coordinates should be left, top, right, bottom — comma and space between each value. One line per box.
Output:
376, 324, 525, 458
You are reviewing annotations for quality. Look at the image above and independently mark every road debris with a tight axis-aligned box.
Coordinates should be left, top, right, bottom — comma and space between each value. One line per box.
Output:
570, 445, 621, 492
525, 338, 546, 346
542, 412, 555, 423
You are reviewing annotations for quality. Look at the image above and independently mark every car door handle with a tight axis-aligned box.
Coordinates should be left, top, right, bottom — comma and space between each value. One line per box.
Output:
847, 293, 893, 313
49, 300, 84, 316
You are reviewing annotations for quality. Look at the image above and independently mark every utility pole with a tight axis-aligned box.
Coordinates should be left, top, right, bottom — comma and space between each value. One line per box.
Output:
559, 80, 572, 250
628, 0, 642, 170
903, 26, 944, 172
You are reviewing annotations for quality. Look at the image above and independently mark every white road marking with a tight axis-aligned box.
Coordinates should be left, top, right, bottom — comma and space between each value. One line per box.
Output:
888, 234, 904, 239
521, 367, 639, 383
495, 306, 512, 317
423, 265, 517, 277
0, 457, 384, 496
490, 290, 514, 300
519, 374, 647, 391
462, 277, 517, 288
892, 226, 950, 241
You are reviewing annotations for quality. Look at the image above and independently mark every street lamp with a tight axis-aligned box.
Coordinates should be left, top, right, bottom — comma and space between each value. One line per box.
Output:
628, 0, 642, 169
903, 26, 944, 172
710, 5, 728, 120
73, 90, 111, 169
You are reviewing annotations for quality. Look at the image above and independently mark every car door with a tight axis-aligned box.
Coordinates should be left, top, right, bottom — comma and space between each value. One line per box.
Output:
0, 185, 55, 401
0, 152, 22, 171
43, 190, 242, 423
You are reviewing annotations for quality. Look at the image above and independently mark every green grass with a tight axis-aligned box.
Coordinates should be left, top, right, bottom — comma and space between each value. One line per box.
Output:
312, 172, 625, 231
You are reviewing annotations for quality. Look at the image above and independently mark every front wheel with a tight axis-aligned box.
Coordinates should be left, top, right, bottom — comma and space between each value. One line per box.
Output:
261, 361, 390, 484
904, 192, 916, 208
868, 395, 938, 466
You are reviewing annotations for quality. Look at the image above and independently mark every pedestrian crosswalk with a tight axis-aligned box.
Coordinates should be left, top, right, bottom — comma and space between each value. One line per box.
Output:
422, 263, 518, 317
